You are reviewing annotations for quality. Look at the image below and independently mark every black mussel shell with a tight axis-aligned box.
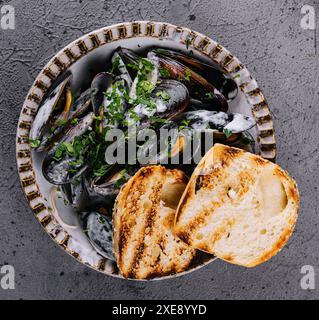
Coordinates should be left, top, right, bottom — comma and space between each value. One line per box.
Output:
111, 51, 133, 88
38, 90, 92, 152
30, 73, 73, 151
150, 79, 190, 120
82, 211, 115, 261
153, 48, 238, 101
148, 51, 228, 112
115, 47, 141, 79
42, 112, 94, 185
91, 166, 134, 197
60, 177, 88, 211
91, 72, 114, 115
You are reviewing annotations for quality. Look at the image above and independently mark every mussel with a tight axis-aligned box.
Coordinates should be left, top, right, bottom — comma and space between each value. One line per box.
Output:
148, 51, 228, 112
60, 177, 88, 211
82, 211, 115, 261
115, 47, 159, 101
91, 72, 129, 129
136, 121, 195, 165
153, 48, 238, 101
40, 90, 92, 152
111, 50, 133, 88
127, 79, 190, 126
91, 166, 136, 197
91, 72, 114, 115
115, 47, 141, 77
30, 73, 73, 151
42, 112, 94, 185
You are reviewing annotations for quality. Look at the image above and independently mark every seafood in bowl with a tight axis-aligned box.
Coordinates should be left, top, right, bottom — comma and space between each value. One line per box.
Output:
17, 22, 283, 280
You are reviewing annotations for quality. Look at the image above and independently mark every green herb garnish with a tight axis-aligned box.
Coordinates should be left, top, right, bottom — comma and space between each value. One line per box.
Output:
223, 128, 234, 138
111, 56, 121, 73
54, 119, 68, 127
156, 91, 171, 101
29, 138, 41, 149
178, 119, 191, 131
159, 68, 170, 78
70, 118, 79, 125
185, 68, 191, 81
205, 92, 214, 100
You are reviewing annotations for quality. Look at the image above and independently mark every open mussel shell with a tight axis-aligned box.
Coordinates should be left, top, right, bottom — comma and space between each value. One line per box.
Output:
39, 89, 92, 152
82, 211, 115, 261
153, 48, 238, 101
42, 112, 94, 185
70, 89, 92, 117
91, 167, 134, 197
150, 79, 190, 120
30, 72, 73, 151
43, 157, 88, 186
60, 177, 88, 211
91, 72, 114, 115
115, 47, 141, 79
111, 51, 133, 88
148, 51, 228, 112
136, 121, 193, 165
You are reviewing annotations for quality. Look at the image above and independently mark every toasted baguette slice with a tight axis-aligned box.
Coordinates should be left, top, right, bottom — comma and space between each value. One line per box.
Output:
113, 165, 197, 279
175, 144, 299, 267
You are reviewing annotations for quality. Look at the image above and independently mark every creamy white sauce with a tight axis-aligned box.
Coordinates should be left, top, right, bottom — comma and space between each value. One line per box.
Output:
129, 57, 159, 100
187, 111, 228, 130
185, 111, 255, 133
68, 236, 102, 267
225, 113, 255, 132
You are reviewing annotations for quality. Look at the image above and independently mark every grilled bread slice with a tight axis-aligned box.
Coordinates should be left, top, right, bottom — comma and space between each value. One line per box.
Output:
113, 165, 197, 279
175, 144, 299, 267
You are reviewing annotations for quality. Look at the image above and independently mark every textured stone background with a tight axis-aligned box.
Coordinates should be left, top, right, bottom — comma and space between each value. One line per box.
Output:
0, 0, 318, 300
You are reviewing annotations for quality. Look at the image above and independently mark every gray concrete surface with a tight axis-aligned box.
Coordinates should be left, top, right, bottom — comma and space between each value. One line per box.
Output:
0, 0, 318, 300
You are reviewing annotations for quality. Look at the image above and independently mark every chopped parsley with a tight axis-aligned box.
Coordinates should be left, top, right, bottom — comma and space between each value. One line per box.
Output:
149, 115, 169, 126
205, 92, 214, 100
136, 80, 155, 97
70, 118, 79, 125
159, 68, 170, 78
156, 91, 171, 101
223, 128, 234, 138
54, 119, 68, 127
29, 138, 41, 149
103, 81, 126, 125
178, 119, 191, 131
185, 68, 191, 81
111, 56, 121, 73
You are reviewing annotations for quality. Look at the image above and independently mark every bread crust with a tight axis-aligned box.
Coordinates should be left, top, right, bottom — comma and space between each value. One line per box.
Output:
175, 144, 299, 267
113, 165, 197, 279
